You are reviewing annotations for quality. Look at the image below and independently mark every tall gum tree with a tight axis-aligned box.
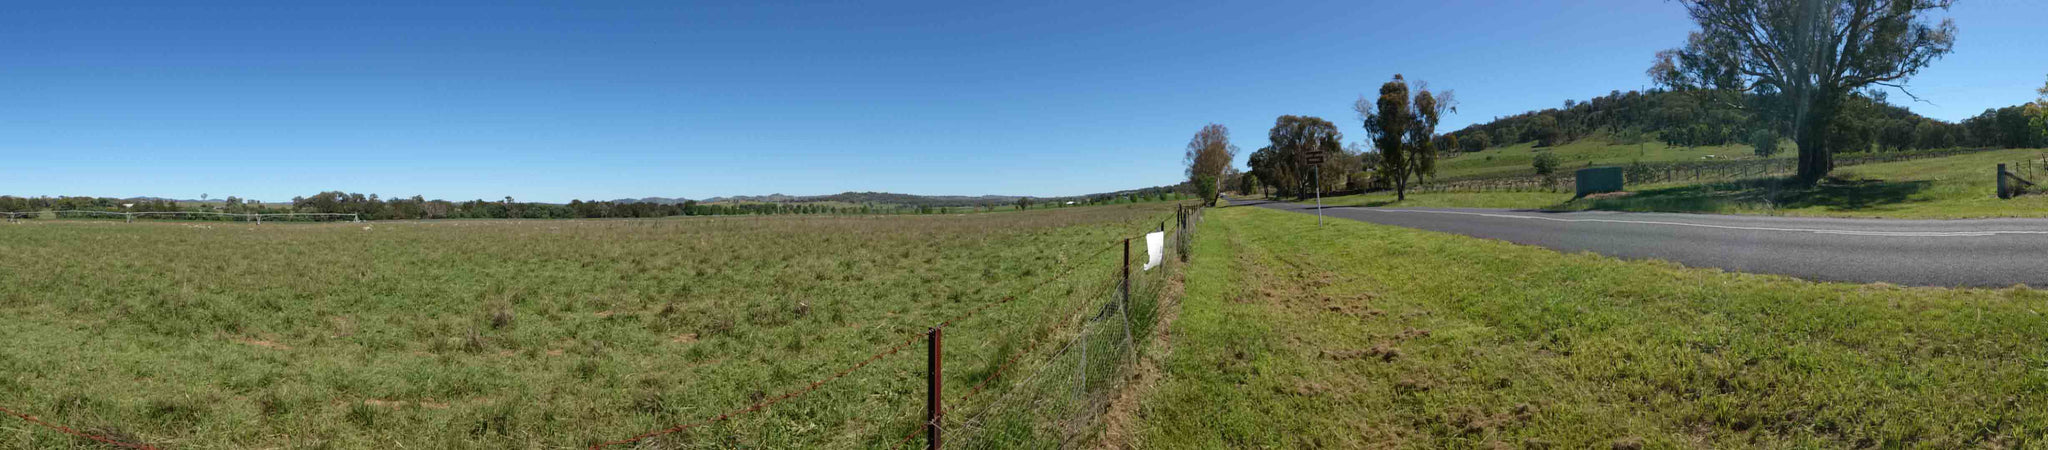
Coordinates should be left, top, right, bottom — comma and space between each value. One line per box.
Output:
1183, 124, 1238, 207
1651, 0, 1956, 183
1357, 74, 1454, 201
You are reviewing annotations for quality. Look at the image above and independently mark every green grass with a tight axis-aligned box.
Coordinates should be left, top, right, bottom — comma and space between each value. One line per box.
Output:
1571, 148, 2048, 218
1305, 148, 2048, 219
1437, 136, 1770, 180
1308, 191, 1576, 210
1137, 205, 2048, 448
0, 204, 1184, 448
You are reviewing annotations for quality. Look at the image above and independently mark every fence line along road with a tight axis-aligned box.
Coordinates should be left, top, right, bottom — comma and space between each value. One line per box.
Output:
591, 204, 1203, 450
1407, 147, 2005, 194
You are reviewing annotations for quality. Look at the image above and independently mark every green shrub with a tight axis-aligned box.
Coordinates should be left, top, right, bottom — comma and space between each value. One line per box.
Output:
1750, 129, 1781, 157
1532, 151, 1561, 176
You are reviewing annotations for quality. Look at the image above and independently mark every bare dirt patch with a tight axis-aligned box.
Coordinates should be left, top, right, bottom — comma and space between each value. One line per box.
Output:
1092, 250, 1190, 449
233, 337, 292, 350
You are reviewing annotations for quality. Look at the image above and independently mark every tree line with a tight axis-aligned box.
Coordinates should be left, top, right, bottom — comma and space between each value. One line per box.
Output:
1180, 75, 1454, 202
1188, 0, 2044, 199
1, 188, 1197, 220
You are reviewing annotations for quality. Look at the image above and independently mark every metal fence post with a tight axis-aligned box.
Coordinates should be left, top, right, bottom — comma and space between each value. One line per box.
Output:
1121, 238, 1130, 307
1998, 163, 2010, 199
926, 327, 942, 450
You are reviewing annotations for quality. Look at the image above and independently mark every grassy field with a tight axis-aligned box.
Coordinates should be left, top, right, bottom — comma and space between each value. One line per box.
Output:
1135, 205, 2048, 448
1436, 137, 1770, 180
0, 204, 1183, 448
1308, 148, 2048, 219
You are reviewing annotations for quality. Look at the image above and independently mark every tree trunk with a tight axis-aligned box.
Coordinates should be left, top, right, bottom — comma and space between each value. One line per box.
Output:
1794, 117, 1836, 184
1793, 91, 1838, 185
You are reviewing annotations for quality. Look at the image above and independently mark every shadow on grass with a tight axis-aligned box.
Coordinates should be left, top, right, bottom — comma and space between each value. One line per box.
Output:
1552, 176, 1934, 214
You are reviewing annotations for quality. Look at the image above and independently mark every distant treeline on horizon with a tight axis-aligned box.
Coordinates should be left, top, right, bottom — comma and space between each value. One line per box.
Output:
0, 186, 1193, 221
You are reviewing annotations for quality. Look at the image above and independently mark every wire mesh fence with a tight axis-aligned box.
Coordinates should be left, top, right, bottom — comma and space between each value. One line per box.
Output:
570, 204, 1204, 450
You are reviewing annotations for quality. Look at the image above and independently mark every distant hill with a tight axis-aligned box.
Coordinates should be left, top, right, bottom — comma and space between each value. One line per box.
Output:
688, 192, 1026, 208
1444, 89, 1956, 154
608, 197, 693, 205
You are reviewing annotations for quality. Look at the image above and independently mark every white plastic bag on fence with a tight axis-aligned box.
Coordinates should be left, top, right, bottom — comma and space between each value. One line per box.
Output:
1143, 231, 1165, 270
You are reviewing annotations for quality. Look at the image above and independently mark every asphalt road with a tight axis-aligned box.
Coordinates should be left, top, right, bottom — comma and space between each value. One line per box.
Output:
1239, 199, 2048, 287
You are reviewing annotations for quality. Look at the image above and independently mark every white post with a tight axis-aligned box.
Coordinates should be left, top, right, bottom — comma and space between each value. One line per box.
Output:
1314, 165, 1323, 227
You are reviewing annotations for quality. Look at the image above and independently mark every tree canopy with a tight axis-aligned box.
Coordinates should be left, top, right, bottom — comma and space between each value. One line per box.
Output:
1184, 124, 1239, 206
1651, 0, 1957, 183
1247, 115, 1344, 199
1357, 74, 1453, 200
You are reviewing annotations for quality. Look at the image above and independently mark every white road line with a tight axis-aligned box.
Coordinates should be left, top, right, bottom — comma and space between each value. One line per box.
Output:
1354, 208, 2048, 238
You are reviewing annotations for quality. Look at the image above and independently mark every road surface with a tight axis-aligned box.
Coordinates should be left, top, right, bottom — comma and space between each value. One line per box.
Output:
1240, 199, 2048, 287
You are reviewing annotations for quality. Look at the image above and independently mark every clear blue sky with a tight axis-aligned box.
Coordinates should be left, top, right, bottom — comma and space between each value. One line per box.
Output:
4, 1, 2042, 203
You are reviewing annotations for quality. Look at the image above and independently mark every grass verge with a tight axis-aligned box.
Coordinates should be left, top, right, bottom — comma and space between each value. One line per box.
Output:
1138, 204, 2048, 448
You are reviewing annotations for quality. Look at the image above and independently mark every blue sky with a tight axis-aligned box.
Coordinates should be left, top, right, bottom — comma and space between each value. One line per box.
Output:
4, 1, 2042, 203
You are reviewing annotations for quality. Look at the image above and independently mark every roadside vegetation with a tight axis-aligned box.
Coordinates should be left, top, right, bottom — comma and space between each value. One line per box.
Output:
1139, 204, 2048, 448
1436, 136, 1772, 180
0, 203, 1181, 448
1302, 147, 2048, 219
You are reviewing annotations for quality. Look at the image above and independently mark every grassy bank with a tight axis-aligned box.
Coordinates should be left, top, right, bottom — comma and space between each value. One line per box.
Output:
1138, 205, 2048, 448
0, 204, 1181, 448
1303, 147, 2048, 219
1437, 137, 1770, 180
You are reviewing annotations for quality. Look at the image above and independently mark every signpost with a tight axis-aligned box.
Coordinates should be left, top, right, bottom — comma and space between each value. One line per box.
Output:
1304, 146, 1324, 226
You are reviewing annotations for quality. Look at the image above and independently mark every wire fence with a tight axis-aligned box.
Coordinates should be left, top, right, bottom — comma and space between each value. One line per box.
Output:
1409, 147, 2006, 194
572, 203, 1204, 450
1998, 153, 2046, 199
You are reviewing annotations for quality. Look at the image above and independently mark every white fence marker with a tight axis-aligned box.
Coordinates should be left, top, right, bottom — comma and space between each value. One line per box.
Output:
1143, 231, 1164, 270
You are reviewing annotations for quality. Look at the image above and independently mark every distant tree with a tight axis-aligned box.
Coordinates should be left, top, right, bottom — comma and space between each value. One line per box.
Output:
1913, 120, 1950, 149
2033, 75, 2048, 145
1239, 173, 1259, 196
1356, 74, 1454, 200
1461, 132, 1491, 152
1750, 128, 1782, 157
1652, 0, 1956, 183
1530, 115, 1564, 147
1259, 115, 1344, 198
1015, 197, 1031, 210
1878, 119, 1917, 152
1407, 85, 1456, 183
1183, 124, 1238, 206
1246, 146, 1276, 197
1532, 151, 1561, 176
1360, 75, 1414, 200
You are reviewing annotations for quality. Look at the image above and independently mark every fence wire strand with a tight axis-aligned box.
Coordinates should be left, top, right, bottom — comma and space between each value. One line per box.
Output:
595, 210, 1193, 449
